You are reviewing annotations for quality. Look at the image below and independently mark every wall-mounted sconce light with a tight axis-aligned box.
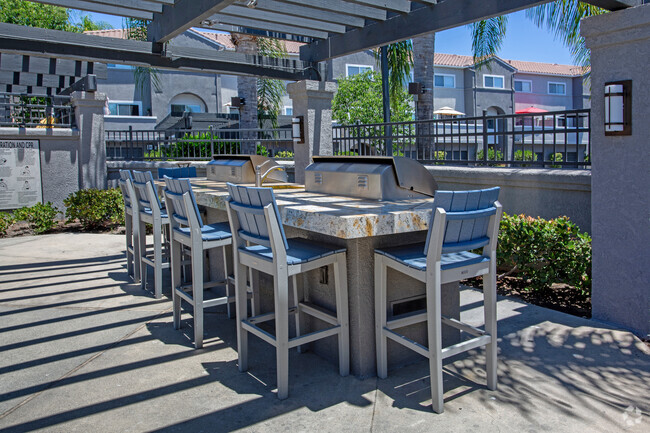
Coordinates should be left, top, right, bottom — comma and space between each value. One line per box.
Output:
231, 96, 245, 108
604, 80, 631, 136
292, 116, 305, 144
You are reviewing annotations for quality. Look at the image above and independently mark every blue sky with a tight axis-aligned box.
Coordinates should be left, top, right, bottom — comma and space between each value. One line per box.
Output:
85, 10, 576, 65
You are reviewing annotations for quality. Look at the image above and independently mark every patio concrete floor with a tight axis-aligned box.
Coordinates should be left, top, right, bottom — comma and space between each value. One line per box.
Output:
0, 233, 648, 432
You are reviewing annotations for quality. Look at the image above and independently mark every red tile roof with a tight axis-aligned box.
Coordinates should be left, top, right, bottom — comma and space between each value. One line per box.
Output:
433, 53, 585, 77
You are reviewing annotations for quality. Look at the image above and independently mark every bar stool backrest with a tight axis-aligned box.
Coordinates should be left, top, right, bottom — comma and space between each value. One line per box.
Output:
163, 177, 203, 229
424, 187, 501, 255
133, 171, 162, 211
226, 183, 289, 251
118, 170, 133, 208
158, 167, 197, 179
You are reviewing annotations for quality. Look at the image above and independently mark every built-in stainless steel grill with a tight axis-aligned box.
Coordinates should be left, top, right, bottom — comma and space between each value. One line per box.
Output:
305, 156, 437, 201
206, 155, 287, 185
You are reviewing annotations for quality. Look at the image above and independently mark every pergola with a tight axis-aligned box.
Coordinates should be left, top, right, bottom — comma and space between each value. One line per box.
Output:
0, 0, 640, 83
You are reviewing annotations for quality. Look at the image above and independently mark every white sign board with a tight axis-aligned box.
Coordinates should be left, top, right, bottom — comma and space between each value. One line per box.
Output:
0, 140, 43, 210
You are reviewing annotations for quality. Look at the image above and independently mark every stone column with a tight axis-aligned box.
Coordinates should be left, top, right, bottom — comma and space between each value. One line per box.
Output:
286, 80, 337, 184
582, 5, 650, 337
232, 34, 259, 154
71, 91, 107, 189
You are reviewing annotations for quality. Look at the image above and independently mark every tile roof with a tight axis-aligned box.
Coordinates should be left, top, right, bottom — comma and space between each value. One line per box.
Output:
84, 28, 302, 54
433, 53, 585, 77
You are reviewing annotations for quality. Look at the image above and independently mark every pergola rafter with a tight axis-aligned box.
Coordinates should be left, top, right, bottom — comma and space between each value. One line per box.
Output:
0, 0, 641, 79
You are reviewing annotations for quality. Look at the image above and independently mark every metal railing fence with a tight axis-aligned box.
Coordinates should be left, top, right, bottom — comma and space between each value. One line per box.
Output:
332, 109, 590, 168
105, 126, 294, 160
0, 93, 74, 128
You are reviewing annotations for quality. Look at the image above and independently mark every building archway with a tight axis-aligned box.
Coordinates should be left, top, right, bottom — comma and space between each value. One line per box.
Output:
170, 93, 207, 116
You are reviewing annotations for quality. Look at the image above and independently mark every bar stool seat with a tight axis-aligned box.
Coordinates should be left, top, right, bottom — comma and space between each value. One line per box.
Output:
164, 177, 251, 349
374, 187, 503, 414
375, 244, 490, 271
226, 183, 349, 400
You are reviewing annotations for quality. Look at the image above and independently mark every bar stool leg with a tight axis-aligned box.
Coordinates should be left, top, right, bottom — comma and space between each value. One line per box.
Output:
138, 219, 147, 289
153, 218, 164, 299
171, 238, 182, 330
133, 214, 142, 283
484, 258, 498, 391
235, 260, 249, 372
374, 254, 388, 379
334, 257, 349, 377
224, 249, 233, 319
426, 264, 444, 414
275, 269, 290, 400
125, 212, 133, 278
192, 242, 204, 349
292, 275, 302, 354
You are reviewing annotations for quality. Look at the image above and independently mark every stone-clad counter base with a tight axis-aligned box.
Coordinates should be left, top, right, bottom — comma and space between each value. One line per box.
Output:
194, 182, 460, 378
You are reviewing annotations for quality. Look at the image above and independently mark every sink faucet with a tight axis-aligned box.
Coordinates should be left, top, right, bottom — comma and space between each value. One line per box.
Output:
255, 164, 286, 187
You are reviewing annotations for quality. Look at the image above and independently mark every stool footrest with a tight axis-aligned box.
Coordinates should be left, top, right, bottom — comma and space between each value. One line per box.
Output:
142, 256, 170, 269
441, 316, 486, 338
442, 335, 491, 360
248, 306, 298, 325
384, 327, 430, 358
299, 302, 338, 326
386, 311, 427, 330
289, 325, 340, 348
242, 319, 276, 346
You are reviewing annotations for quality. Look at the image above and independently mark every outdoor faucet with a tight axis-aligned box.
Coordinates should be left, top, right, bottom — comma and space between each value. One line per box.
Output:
255, 164, 286, 187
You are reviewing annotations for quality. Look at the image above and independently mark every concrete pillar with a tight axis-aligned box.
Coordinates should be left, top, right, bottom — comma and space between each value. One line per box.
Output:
582, 5, 650, 337
286, 80, 337, 184
71, 91, 107, 189
232, 34, 259, 154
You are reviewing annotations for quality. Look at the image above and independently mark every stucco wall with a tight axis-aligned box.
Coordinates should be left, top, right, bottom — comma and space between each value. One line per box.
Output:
0, 128, 80, 212
426, 166, 591, 232
513, 73, 576, 111
432, 67, 466, 113
582, 4, 650, 337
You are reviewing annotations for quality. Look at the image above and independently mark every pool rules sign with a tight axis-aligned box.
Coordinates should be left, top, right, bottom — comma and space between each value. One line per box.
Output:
0, 140, 43, 210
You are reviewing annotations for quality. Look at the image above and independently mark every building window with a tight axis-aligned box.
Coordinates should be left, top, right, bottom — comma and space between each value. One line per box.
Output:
107, 101, 141, 116
284, 106, 293, 116
548, 82, 566, 95
483, 75, 504, 89
514, 80, 532, 93
346, 64, 372, 76
434, 74, 455, 88
107, 63, 134, 70
170, 104, 202, 116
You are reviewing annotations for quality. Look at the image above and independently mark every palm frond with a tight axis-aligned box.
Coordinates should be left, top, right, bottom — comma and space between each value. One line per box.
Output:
374, 41, 413, 101
257, 37, 287, 128
526, 1, 605, 71
470, 16, 508, 68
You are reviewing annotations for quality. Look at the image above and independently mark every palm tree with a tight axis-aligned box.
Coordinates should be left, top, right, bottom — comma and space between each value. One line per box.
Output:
471, 1, 606, 70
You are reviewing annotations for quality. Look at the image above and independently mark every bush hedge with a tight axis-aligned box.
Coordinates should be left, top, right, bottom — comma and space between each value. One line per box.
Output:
5, 202, 60, 235
64, 188, 124, 230
496, 213, 591, 295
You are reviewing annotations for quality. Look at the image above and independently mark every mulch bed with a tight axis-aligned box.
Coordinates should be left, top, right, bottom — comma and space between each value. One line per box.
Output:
4, 221, 125, 238
462, 275, 591, 318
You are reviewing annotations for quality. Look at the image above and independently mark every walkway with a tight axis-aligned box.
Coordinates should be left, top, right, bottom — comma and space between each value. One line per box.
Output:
0, 233, 648, 432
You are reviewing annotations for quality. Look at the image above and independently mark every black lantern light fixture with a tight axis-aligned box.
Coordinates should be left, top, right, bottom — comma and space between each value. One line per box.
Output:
604, 80, 632, 136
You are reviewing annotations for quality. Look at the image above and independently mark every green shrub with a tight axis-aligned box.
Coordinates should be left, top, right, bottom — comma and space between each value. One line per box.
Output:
64, 188, 124, 230
497, 213, 591, 294
256, 144, 269, 156
476, 148, 505, 165
0, 212, 15, 236
549, 152, 563, 168
335, 150, 358, 156
275, 150, 294, 159
513, 150, 538, 167
10, 202, 60, 234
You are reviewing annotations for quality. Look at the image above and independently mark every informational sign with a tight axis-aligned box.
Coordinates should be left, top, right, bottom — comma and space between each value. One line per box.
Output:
0, 140, 43, 210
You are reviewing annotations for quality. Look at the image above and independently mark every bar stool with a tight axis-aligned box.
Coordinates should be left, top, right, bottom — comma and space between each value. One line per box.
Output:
374, 187, 502, 413
163, 177, 238, 349
118, 170, 140, 283
132, 170, 170, 299
226, 183, 349, 400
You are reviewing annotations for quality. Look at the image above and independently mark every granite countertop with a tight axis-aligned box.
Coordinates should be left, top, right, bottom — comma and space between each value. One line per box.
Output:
172, 178, 434, 239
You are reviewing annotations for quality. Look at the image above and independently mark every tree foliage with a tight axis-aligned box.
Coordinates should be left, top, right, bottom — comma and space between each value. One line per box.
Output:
374, 40, 414, 105
124, 18, 161, 93
470, 1, 605, 71
0, 1, 111, 32
332, 70, 413, 125
256, 37, 287, 129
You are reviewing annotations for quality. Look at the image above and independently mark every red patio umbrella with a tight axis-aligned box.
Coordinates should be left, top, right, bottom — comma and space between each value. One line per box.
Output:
515, 106, 548, 114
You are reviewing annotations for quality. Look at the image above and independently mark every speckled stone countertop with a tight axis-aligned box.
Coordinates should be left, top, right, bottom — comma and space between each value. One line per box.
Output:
186, 178, 434, 239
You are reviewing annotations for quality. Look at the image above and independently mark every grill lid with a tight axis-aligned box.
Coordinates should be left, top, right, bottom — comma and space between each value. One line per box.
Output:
207, 154, 287, 183
310, 156, 437, 197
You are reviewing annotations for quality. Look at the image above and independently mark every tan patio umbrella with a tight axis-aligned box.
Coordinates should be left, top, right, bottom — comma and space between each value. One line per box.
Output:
433, 106, 466, 117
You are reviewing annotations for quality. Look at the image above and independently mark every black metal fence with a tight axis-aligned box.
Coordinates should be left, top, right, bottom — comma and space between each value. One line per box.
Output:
106, 126, 294, 160
0, 92, 74, 128
333, 109, 591, 168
